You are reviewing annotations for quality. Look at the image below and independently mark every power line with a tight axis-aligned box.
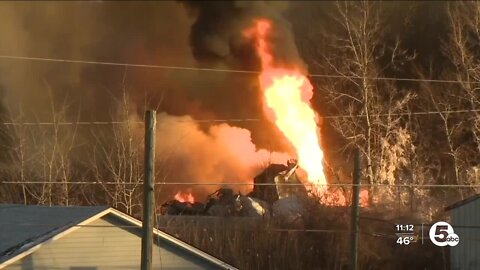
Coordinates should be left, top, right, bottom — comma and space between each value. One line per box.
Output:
0, 54, 479, 84
0, 55, 258, 74
323, 108, 480, 118
0, 119, 260, 125
0, 223, 346, 232
10, 212, 480, 238
0, 121, 138, 126
2, 181, 480, 188
0, 108, 479, 126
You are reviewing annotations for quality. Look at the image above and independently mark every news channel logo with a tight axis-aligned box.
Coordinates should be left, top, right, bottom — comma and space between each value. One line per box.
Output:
429, 221, 460, 247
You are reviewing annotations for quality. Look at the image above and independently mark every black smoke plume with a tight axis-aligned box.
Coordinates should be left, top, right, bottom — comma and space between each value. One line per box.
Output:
181, 1, 302, 69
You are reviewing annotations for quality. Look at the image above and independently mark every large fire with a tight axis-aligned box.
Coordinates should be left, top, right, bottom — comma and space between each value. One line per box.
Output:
245, 19, 370, 207
174, 191, 195, 204
245, 19, 327, 192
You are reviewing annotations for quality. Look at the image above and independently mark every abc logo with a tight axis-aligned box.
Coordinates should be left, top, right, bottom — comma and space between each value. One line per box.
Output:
429, 221, 460, 247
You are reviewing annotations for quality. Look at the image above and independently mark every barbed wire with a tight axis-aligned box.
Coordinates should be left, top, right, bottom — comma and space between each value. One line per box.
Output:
2, 180, 480, 188
1, 54, 479, 84
3, 221, 480, 238
0, 223, 347, 232
10, 221, 480, 229
0, 108, 479, 126
0, 222, 394, 238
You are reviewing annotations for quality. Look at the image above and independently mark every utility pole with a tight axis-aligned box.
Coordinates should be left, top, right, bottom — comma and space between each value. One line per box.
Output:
141, 110, 156, 270
350, 149, 362, 270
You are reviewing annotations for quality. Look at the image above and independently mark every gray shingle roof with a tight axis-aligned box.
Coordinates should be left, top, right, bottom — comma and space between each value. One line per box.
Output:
0, 204, 237, 269
0, 204, 108, 262
444, 194, 480, 211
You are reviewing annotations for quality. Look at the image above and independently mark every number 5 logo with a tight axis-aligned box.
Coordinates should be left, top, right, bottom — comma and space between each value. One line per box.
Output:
429, 221, 459, 247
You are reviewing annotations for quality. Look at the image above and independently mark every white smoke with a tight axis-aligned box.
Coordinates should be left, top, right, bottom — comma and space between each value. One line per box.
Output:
149, 112, 291, 197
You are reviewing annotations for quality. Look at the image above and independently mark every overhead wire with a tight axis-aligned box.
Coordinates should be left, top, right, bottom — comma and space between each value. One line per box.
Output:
0, 54, 478, 125
1, 54, 479, 84
0, 222, 395, 239
0, 108, 479, 126
2, 181, 480, 188
7, 221, 480, 238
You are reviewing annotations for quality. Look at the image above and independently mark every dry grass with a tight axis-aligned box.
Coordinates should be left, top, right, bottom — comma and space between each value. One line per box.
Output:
158, 200, 446, 270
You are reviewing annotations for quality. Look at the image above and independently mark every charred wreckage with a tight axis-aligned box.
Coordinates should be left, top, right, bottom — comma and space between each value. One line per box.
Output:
161, 159, 309, 223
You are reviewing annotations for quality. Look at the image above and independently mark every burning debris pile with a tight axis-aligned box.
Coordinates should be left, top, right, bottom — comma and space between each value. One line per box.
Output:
161, 159, 310, 226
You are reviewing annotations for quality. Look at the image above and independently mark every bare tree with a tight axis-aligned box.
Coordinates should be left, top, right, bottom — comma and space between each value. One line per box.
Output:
0, 86, 80, 205
313, 1, 416, 205
441, 2, 480, 194
90, 84, 144, 216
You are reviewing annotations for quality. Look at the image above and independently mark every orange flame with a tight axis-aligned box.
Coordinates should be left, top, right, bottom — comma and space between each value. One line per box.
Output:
245, 19, 327, 191
174, 191, 195, 204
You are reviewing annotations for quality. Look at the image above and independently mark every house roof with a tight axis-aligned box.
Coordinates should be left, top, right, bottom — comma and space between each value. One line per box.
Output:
0, 204, 237, 270
0, 204, 108, 260
444, 194, 480, 211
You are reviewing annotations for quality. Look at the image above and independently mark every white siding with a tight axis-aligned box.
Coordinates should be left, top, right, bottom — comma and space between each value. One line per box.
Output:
5, 216, 217, 270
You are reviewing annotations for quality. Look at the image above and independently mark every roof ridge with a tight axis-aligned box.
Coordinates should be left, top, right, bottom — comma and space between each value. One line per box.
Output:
0, 223, 69, 259
444, 194, 480, 211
